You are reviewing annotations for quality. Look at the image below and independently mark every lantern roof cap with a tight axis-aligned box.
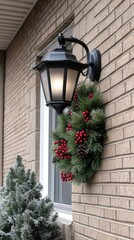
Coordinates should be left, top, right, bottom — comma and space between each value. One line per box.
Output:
42, 46, 78, 62
34, 46, 85, 71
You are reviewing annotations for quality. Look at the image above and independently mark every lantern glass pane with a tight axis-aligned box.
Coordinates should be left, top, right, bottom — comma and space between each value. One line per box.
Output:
65, 69, 79, 101
49, 68, 64, 100
41, 69, 50, 102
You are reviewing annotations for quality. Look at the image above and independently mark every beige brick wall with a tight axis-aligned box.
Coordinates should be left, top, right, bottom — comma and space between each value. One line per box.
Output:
72, 0, 134, 239
0, 51, 5, 185
4, 0, 74, 179
3, 0, 134, 239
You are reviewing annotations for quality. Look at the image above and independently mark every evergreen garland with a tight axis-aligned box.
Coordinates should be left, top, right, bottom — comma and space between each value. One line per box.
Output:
52, 83, 106, 184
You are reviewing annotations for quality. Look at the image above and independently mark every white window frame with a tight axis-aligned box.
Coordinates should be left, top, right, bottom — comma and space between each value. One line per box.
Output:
39, 24, 73, 221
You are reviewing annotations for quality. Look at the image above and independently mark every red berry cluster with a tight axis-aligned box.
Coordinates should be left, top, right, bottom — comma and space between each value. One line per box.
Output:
73, 92, 77, 102
75, 130, 87, 144
68, 111, 72, 116
66, 123, 72, 130
54, 140, 71, 159
82, 110, 89, 122
60, 171, 73, 182
88, 93, 93, 99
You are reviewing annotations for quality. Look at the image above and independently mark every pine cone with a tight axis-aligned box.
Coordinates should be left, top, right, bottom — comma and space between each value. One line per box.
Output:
76, 144, 87, 158
53, 156, 57, 163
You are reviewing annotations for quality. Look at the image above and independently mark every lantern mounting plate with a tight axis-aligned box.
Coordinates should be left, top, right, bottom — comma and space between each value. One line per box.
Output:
58, 33, 101, 82
89, 49, 101, 82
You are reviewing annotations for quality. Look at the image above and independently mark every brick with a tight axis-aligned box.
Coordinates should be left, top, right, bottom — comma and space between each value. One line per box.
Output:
86, 11, 95, 33
130, 16, 134, 29
95, 6, 109, 25
97, 172, 111, 183
101, 52, 109, 68
75, 223, 85, 235
116, 52, 129, 69
123, 156, 134, 168
111, 171, 130, 182
72, 203, 85, 213
110, 43, 122, 61
129, 46, 134, 60
74, 233, 90, 240
84, 226, 97, 239
94, 0, 111, 16
111, 222, 129, 237
123, 61, 134, 79
102, 91, 111, 103
115, 0, 130, 18
72, 194, 81, 203
130, 200, 134, 210
131, 93, 134, 107
75, 11, 83, 23
124, 124, 134, 138
73, 212, 80, 222
130, 0, 134, 4
83, 184, 103, 194
101, 158, 122, 171
75, 0, 83, 8
110, 69, 123, 87
130, 226, 134, 239
99, 78, 111, 92
81, 195, 98, 205
100, 219, 110, 231
105, 118, 112, 130
84, 27, 98, 44
112, 109, 134, 127
73, 43, 83, 61
79, 17, 86, 38
109, 17, 122, 35
90, 28, 109, 50
109, 0, 124, 13
111, 197, 129, 209
105, 102, 116, 117
123, 33, 134, 52
111, 81, 126, 100
101, 62, 116, 80
98, 11, 114, 32
99, 35, 116, 54
117, 185, 134, 197
83, 0, 99, 15
117, 209, 134, 223
116, 140, 130, 155
131, 139, 134, 153
116, 22, 131, 42
27, 132, 37, 161
130, 172, 134, 182
85, 205, 104, 217
104, 208, 117, 220
79, 215, 89, 225
123, 4, 134, 24
97, 232, 116, 240
107, 128, 123, 143
88, 216, 99, 228
102, 185, 117, 195
98, 196, 110, 206
72, 184, 83, 193
102, 144, 115, 158
115, 95, 131, 113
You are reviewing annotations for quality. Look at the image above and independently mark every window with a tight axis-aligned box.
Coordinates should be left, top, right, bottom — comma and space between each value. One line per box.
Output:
39, 24, 73, 218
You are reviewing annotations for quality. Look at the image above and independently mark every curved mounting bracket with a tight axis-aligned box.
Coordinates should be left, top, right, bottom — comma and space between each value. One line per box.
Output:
89, 50, 101, 82
58, 33, 101, 82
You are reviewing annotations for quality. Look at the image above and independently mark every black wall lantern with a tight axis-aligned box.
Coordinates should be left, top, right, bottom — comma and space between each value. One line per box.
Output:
34, 33, 101, 114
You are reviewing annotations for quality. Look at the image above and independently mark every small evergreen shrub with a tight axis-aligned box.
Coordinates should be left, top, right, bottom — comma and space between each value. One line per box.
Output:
0, 156, 62, 240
